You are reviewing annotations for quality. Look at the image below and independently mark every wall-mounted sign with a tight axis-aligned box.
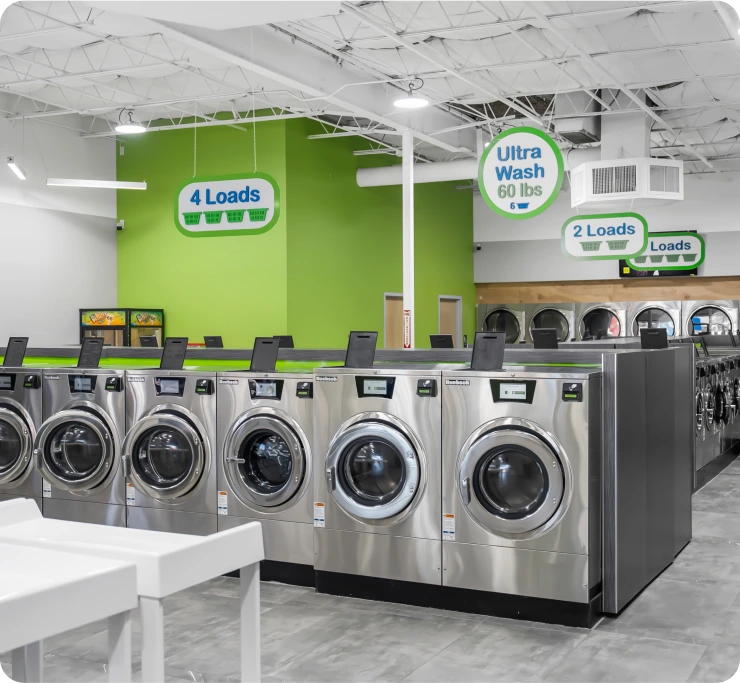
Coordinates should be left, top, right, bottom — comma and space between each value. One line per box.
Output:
625, 231, 704, 271
478, 127, 564, 220
174, 173, 280, 237
80, 310, 126, 327
562, 213, 648, 261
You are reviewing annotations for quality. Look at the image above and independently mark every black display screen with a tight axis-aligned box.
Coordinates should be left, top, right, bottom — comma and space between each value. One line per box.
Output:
69, 375, 96, 393
0, 375, 15, 390
355, 376, 395, 399
155, 377, 185, 396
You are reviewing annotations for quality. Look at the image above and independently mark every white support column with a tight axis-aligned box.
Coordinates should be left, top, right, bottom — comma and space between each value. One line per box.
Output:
402, 130, 415, 349
139, 597, 165, 683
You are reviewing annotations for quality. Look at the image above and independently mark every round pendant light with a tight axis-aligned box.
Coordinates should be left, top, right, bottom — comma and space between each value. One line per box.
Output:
115, 109, 146, 134
393, 78, 428, 110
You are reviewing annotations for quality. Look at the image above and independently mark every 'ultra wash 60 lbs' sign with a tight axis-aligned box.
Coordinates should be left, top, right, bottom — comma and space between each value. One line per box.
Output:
175, 173, 280, 237
478, 127, 564, 220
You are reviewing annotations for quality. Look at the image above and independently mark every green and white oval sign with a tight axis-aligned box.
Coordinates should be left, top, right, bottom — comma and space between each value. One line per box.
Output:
174, 173, 280, 237
478, 127, 564, 220
626, 232, 704, 271
562, 213, 648, 261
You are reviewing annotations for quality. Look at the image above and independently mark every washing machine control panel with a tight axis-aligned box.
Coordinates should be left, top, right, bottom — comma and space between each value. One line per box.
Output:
296, 381, 313, 399
105, 376, 123, 392
195, 379, 214, 395
562, 382, 583, 402
249, 379, 284, 400
416, 379, 437, 397
0, 374, 15, 391
23, 374, 39, 389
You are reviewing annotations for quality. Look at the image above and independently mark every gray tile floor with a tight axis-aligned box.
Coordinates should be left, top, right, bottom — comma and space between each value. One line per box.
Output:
3, 468, 740, 683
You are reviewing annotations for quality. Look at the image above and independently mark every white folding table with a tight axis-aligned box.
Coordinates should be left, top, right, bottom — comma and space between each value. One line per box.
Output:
0, 499, 264, 683
0, 542, 137, 683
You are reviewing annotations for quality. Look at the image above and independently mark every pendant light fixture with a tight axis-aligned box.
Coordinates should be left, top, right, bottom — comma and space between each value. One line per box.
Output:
115, 109, 146, 134
393, 78, 428, 110
6, 156, 25, 180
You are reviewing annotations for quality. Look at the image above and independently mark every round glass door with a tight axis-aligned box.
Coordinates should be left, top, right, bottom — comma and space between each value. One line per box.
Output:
0, 408, 32, 485
632, 308, 676, 337
326, 421, 420, 521
690, 306, 732, 336
484, 309, 520, 344
531, 309, 570, 342
696, 391, 704, 435
581, 308, 621, 339
224, 414, 305, 508
459, 426, 566, 536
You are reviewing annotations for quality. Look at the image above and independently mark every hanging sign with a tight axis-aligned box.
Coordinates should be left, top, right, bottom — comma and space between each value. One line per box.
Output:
625, 231, 704, 271
562, 213, 648, 261
174, 173, 280, 237
478, 127, 564, 220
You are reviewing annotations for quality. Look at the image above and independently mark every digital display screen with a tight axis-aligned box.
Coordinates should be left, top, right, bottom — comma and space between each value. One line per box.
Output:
499, 383, 528, 401
255, 381, 277, 398
0, 375, 12, 390
160, 379, 181, 395
363, 379, 388, 396
73, 377, 93, 392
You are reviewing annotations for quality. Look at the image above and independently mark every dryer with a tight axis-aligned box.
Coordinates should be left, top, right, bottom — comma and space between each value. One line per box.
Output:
123, 369, 217, 535
694, 360, 710, 476
702, 359, 722, 468
313, 366, 442, 593
477, 304, 526, 344
683, 301, 739, 337
216, 370, 314, 585
34, 368, 126, 526
628, 301, 681, 338
0, 368, 42, 509
525, 304, 576, 343
576, 303, 628, 340
441, 366, 602, 627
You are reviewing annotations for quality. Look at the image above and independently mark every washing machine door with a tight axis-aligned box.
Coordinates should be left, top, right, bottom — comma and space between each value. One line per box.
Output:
484, 309, 521, 344
705, 389, 716, 430
716, 383, 730, 425
459, 424, 566, 536
530, 309, 570, 343
632, 307, 676, 337
580, 308, 621, 339
224, 413, 305, 508
124, 410, 206, 501
0, 407, 33, 485
325, 420, 419, 521
35, 408, 116, 492
695, 390, 704, 435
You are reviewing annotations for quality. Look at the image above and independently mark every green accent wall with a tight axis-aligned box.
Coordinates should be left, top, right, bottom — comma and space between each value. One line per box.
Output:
117, 116, 474, 348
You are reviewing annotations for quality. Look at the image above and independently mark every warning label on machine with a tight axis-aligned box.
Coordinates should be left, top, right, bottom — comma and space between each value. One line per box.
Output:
313, 502, 326, 527
442, 513, 455, 541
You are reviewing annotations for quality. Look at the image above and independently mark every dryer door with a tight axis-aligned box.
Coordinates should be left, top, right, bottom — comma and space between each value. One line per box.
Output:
459, 426, 565, 536
580, 307, 621, 339
484, 309, 521, 344
224, 414, 305, 508
531, 309, 570, 343
695, 390, 705, 436
0, 407, 32, 485
35, 408, 115, 492
326, 421, 419, 521
124, 411, 206, 501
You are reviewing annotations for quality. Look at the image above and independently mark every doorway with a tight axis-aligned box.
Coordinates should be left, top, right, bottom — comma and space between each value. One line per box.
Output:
439, 296, 462, 348
384, 293, 404, 348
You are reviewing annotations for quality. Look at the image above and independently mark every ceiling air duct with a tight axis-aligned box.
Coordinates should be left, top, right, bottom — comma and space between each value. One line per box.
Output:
554, 91, 600, 145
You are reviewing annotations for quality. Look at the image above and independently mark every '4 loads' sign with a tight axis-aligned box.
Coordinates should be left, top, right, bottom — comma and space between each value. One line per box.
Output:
478, 127, 564, 220
175, 173, 280, 236
626, 232, 705, 271
562, 213, 648, 260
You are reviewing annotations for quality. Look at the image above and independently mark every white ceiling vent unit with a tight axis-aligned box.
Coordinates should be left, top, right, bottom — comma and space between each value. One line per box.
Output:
570, 157, 683, 209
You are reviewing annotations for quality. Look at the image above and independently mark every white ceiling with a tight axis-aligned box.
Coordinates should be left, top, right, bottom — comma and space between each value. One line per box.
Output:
0, 1, 738, 173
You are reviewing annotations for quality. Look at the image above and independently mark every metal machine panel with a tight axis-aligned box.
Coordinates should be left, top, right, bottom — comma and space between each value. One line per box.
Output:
126, 505, 216, 535
42, 498, 125, 527
217, 515, 313, 565
674, 348, 694, 554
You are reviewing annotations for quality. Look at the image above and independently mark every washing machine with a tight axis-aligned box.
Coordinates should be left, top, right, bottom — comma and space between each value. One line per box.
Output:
628, 301, 681, 338
122, 369, 217, 535
441, 366, 602, 627
730, 356, 740, 449
576, 303, 628, 340
216, 370, 314, 585
34, 368, 126, 526
477, 304, 526, 344
695, 360, 711, 474
525, 304, 576, 343
0, 368, 42, 510
703, 359, 723, 467
313, 366, 442, 593
683, 301, 739, 337
717, 357, 735, 455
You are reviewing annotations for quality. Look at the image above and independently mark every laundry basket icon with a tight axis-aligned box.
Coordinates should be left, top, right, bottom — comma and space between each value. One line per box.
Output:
517, 203, 529, 210
247, 208, 269, 222
182, 212, 201, 226
580, 241, 602, 252
226, 210, 246, 223
649, 255, 663, 263
607, 240, 628, 251
204, 211, 223, 224
633, 256, 647, 263
666, 255, 680, 263
683, 254, 697, 262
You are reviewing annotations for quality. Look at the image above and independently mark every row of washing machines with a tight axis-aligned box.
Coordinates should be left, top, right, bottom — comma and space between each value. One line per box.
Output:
0, 362, 602, 624
479, 300, 740, 343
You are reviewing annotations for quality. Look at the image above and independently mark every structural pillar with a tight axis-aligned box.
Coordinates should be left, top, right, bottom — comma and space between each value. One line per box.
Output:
402, 130, 414, 348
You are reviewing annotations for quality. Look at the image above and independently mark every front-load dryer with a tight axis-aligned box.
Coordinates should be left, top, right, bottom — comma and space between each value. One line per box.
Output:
0, 368, 42, 510
683, 300, 738, 337
525, 304, 576, 343
313, 366, 442, 595
123, 369, 217, 535
628, 301, 681, 338
576, 303, 627, 340
441, 366, 602, 627
216, 370, 314, 585
477, 304, 526, 344
34, 368, 126, 526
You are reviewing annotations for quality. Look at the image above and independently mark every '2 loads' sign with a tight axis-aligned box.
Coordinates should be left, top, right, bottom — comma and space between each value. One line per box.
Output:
478, 127, 564, 220
562, 213, 648, 261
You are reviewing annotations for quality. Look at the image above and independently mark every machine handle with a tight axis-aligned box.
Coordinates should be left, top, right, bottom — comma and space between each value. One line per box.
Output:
325, 467, 336, 492
33, 448, 41, 470
226, 457, 246, 464
461, 477, 471, 504
122, 455, 131, 479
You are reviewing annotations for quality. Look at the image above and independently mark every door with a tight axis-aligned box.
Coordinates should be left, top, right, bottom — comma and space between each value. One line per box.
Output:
484, 308, 521, 344
689, 306, 733, 336
695, 390, 704, 436
459, 423, 566, 537
35, 408, 115, 492
632, 307, 676, 337
223, 413, 305, 509
439, 297, 461, 347
325, 420, 420, 520
384, 294, 404, 349
123, 410, 206, 501
580, 307, 621, 339
0, 406, 32, 486
531, 308, 570, 343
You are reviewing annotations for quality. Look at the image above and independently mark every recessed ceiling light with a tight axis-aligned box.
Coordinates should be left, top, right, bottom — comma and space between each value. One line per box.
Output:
6, 156, 25, 180
394, 78, 428, 110
115, 109, 146, 134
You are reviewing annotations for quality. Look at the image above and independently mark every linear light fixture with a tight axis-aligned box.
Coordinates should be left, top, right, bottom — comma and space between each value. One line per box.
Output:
46, 178, 147, 190
7, 156, 26, 180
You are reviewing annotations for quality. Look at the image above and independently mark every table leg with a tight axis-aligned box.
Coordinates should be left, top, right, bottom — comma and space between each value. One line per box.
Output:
11, 647, 26, 682
240, 563, 260, 683
139, 597, 165, 683
107, 610, 132, 682
11, 642, 43, 683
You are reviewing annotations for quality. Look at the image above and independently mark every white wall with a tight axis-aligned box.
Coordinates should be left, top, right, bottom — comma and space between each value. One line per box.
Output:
474, 171, 740, 283
0, 101, 117, 346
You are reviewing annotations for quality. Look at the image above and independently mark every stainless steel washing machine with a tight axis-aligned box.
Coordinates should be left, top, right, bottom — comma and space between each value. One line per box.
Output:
216, 370, 314, 584
34, 368, 126, 526
628, 301, 681, 338
313, 366, 442, 590
576, 303, 628, 340
695, 359, 710, 476
683, 301, 739, 337
703, 359, 723, 468
477, 304, 526, 344
717, 357, 735, 455
123, 369, 217, 535
730, 356, 740, 449
441, 366, 602, 626
0, 368, 42, 510
525, 304, 576, 343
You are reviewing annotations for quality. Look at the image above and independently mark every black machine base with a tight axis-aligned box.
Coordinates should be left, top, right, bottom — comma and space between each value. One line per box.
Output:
316, 570, 602, 628
225, 560, 315, 588
695, 449, 739, 491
